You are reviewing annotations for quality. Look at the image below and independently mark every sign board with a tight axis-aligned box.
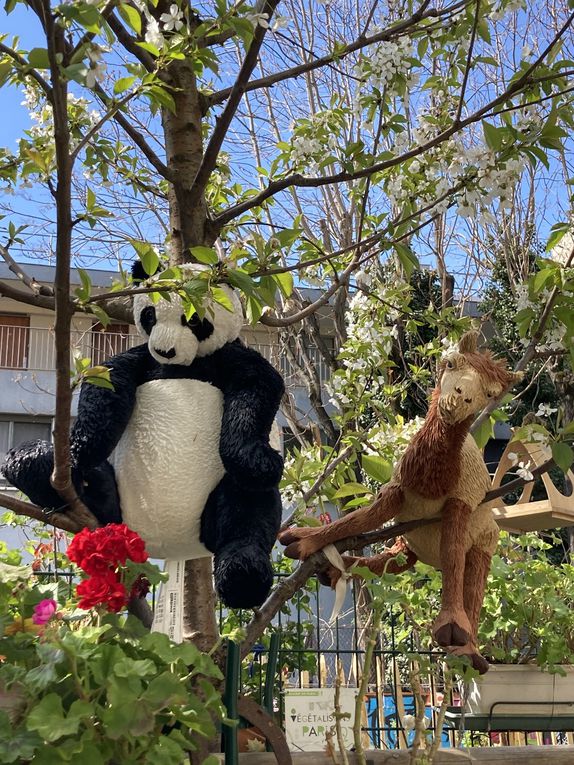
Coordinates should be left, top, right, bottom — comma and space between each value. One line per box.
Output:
151, 559, 184, 642
283, 687, 358, 752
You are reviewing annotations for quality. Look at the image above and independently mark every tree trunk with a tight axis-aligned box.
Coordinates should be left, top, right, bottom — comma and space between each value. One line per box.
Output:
160, 53, 221, 760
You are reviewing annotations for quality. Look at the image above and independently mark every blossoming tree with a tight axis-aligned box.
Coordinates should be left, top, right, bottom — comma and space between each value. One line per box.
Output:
1, 0, 574, 748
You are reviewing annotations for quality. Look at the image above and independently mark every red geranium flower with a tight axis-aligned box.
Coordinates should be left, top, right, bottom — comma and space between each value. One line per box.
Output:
76, 570, 128, 613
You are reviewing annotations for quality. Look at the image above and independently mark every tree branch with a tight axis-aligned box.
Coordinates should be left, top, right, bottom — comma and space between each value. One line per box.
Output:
106, 11, 157, 72
454, 0, 480, 126
189, 0, 281, 200
92, 83, 172, 180
0, 491, 83, 534
0, 42, 53, 100
242, 517, 439, 656
0, 244, 54, 296
215, 10, 574, 226
209, 0, 454, 107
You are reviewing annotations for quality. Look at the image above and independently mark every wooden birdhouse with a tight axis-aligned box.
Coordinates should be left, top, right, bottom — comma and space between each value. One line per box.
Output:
490, 437, 574, 532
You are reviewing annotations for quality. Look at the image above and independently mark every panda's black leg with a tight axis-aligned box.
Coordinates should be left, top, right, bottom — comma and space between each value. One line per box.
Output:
200, 475, 282, 609
2, 440, 122, 525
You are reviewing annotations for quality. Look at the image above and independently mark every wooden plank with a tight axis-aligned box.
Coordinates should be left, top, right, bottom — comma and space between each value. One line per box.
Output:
493, 500, 574, 532
229, 747, 574, 764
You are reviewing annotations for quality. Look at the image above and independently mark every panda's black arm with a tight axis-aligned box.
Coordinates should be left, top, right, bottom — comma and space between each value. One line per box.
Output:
217, 344, 285, 489
70, 343, 154, 470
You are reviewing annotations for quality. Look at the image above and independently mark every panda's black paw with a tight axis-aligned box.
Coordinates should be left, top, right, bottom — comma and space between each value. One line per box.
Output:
226, 441, 284, 489
214, 545, 274, 609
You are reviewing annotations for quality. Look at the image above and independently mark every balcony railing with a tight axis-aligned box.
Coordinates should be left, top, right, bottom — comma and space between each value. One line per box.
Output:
0, 325, 331, 384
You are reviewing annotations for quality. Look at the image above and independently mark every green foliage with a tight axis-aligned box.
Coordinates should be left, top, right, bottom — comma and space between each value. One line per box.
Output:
0, 548, 224, 765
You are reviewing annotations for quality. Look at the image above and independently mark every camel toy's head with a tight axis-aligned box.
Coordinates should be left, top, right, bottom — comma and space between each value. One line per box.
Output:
437, 331, 523, 425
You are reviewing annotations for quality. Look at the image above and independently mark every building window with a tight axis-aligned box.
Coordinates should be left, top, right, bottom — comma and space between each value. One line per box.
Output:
90, 322, 131, 365
0, 315, 30, 369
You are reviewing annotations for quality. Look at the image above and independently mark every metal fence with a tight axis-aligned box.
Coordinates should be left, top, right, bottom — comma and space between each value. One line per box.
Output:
32, 566, 574, 750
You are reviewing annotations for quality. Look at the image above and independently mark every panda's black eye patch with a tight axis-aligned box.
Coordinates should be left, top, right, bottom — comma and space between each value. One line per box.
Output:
140, 305, 157, 335
181, 313, 214, 341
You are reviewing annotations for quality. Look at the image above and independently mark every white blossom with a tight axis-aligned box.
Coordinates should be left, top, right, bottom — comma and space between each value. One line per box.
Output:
516, 461, 534, 481
507, 451, 519, 466
536, 403, 557, 417
245, 11, 270, 28
402, 715, 416, 731
145, 17, 165, 48
272, 15, 290, 31
160, 3, 184, 31
85, 48, 107, 89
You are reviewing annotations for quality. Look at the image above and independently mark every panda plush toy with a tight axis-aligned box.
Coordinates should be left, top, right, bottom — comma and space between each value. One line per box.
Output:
2, 263, 285, 609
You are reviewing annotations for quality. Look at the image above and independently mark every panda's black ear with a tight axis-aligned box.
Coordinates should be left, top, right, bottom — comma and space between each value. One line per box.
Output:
132, 259, 162, 284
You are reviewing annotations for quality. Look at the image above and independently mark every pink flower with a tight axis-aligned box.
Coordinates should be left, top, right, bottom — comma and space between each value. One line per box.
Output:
32, 598, 58, 625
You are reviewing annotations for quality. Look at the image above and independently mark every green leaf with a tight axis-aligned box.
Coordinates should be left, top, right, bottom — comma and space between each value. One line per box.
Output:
113, 75, 136, 95
532, 268, 555, 293
546, 221, 570, 252
473, 416, 495, 449
28, 48, 49, 69
89, 304, 111, 327
482, 120, 503, 151
552, 442, 574, 473
273, 271, 293, 299
118, 3, 142, 34
362, 454, 393, 484
146, 84, 175, 113
332, 482, 372, 499
27, 695, 92, 742
211, 286, 233, 312
142, 672, 187, 709
131, 240, 159, 276
136, 41, 160, 56
189, 245, 218, 265
226, 268, 256, 295
86, 187, 95, 211
394, 242, 419, 278
245, 295, 263, 324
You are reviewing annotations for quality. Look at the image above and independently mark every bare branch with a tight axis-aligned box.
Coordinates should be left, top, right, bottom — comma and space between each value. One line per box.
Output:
216, 11, 574, 226
0, 244, 54, 296
92, 83, 172, 180
189, 0, 281, 199
0, 280, 58, 311
454, 0, 481, 126
0, 491, 83, 534
209, 0, 456, 107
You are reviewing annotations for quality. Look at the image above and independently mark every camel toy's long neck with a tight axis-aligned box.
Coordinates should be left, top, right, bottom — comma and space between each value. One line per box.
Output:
400, 389, 473, 499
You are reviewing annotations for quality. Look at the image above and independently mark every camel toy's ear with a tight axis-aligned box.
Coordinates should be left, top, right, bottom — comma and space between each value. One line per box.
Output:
458, 330, 479, 354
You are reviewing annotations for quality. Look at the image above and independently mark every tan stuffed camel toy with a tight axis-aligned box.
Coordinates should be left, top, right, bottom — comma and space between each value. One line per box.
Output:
279, 331, 522, 673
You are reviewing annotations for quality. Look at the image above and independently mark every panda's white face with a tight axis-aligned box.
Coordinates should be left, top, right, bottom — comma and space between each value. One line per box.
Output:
133, 266, 243, 366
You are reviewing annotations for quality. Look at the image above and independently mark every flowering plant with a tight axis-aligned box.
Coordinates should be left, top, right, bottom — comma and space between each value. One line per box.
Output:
0, 530, 224, 765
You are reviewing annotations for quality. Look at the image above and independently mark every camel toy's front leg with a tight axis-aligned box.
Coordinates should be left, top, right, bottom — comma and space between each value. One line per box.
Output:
317, 537, 418, 588
432, 498, 473, 648
278, 483, 404, 560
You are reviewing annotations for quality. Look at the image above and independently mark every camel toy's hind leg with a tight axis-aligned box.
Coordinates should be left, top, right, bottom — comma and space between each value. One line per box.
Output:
452, 545, 493, 675
279, 482, 404, 560
432, 498, 474, 649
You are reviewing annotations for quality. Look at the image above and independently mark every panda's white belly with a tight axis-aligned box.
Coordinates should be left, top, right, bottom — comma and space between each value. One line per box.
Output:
110, 378, 225, 560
